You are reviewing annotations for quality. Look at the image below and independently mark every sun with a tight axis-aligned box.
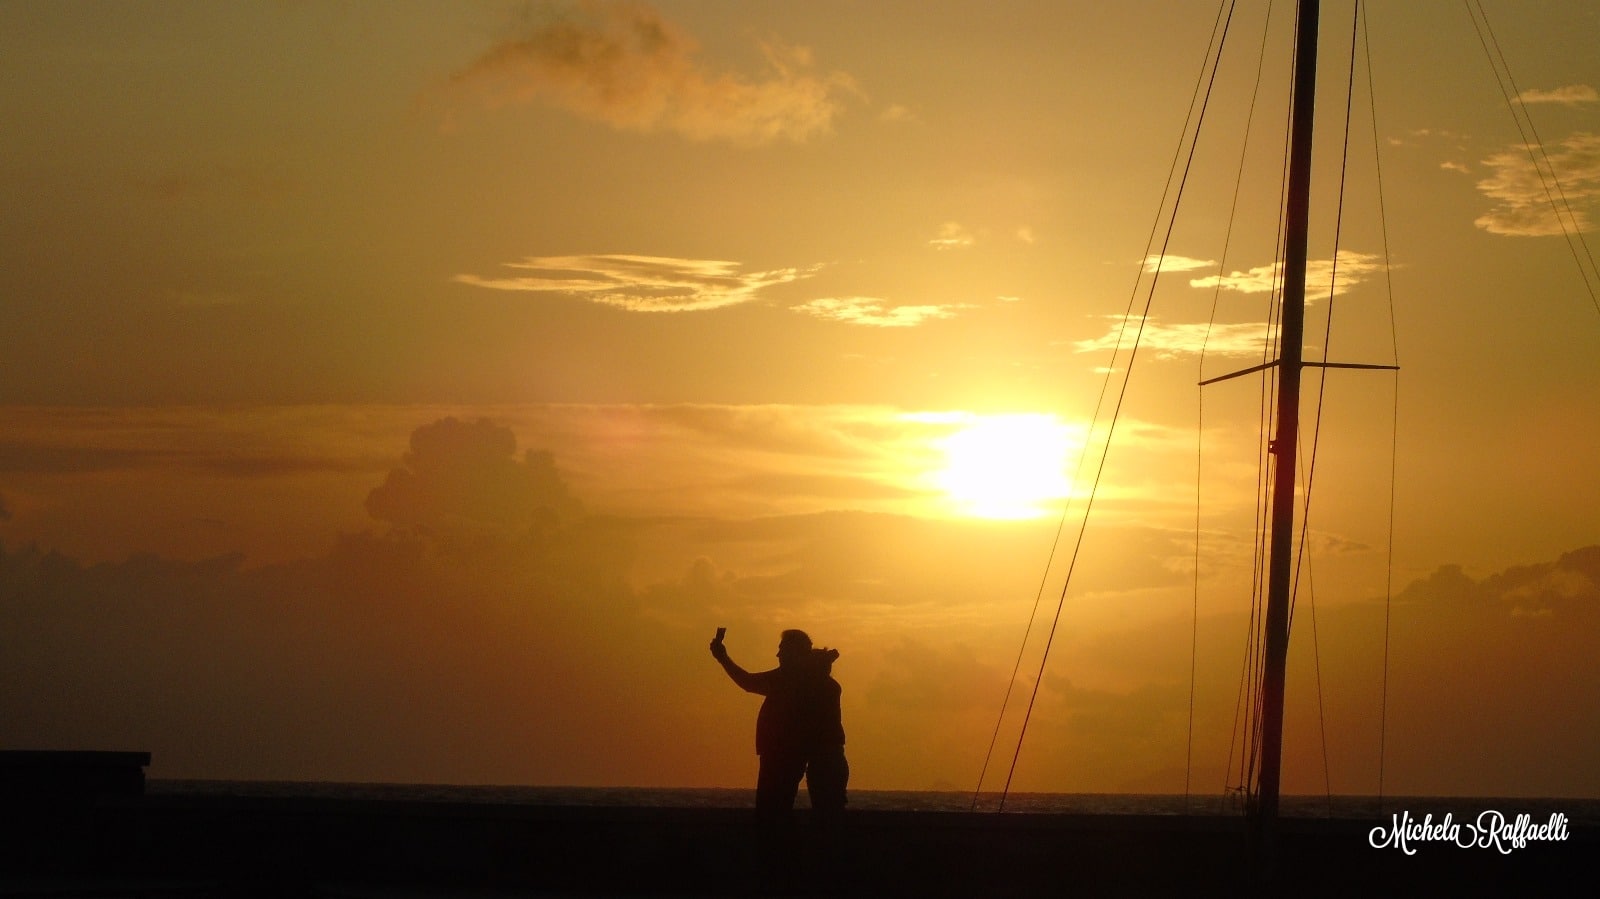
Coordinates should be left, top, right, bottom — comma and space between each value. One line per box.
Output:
933, 414, 1078, 519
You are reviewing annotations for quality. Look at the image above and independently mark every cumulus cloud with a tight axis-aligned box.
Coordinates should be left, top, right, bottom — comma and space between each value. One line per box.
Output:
791, 296, 969, 327
454, 254, 819, 312
365, 417, 582, 537
1473, 133, 1600, 236
1515, 84, 1598, 106
440, 2, 856, 145
1072, 315, 1276, 360
866, 638, 1008, 712
1398, 546, 1600, 618
1189, 250, 1386, 297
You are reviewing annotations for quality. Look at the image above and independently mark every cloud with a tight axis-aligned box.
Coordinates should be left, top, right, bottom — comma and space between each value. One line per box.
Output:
791, 296, 969, 327
4, 397, 1596, 794
454, 254, 819, 312
0, 521, 680, 785
878, 103, 917, 125
723, 472, 922, 503
1398, 545, 1600, 618
1072, 315, 1276, 360
1188, 250, 1387, 297
439, 2, 856, 145
928, 221, 974, 250
1142, 254, 1216, 273
1515, 84, 1598, 106
1473, 133, 1600, 236
866, 638, 1008, 712
0, 440, 375, 478
366, 417, 582, 537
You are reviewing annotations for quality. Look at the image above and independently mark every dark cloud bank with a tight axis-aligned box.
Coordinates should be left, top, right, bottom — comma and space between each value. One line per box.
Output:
2, 417, 1596, 795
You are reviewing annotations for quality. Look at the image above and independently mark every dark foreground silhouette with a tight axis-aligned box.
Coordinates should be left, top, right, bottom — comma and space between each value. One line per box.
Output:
2, 753, 1593, 896
711, 627, 849, 880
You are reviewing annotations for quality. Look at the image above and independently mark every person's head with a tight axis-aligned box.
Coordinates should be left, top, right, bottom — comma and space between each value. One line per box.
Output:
776, 629, 813, 668
812, 646, 840, 676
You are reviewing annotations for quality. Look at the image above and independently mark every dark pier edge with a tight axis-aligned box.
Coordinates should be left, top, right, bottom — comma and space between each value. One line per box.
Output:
1, 771, 1593, 897
0, 750, 151, 802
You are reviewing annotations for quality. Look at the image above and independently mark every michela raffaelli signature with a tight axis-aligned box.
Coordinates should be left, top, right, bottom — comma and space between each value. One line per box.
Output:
1369, 810, 1570, 854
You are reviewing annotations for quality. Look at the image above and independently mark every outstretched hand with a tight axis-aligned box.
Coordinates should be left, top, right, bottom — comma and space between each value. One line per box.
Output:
709, 634, 728, 660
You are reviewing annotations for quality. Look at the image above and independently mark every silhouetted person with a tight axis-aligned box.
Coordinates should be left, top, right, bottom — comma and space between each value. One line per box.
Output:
801, 646, 848, 828
709, 629, 849, 832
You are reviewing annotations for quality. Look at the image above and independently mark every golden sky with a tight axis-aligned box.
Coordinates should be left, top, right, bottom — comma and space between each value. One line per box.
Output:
2, 1, 1598, 797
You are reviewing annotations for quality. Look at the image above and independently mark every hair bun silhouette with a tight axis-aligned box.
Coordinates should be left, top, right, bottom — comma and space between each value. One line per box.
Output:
813, 646, 840, 674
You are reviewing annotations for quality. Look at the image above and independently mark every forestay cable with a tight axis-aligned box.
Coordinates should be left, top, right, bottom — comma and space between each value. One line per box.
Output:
975, 0, 1240, 812
1001, 3, 1246, 808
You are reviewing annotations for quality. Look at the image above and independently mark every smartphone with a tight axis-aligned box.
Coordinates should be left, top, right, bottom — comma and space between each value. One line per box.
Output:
714, 627, 726, 642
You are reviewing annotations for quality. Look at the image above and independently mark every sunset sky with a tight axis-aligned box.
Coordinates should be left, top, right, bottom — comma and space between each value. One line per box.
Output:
3, 1, 1598, 799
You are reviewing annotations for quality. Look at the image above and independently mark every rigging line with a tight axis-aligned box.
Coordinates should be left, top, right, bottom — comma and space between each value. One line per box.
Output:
1200, 0, 1281, 808
1300, 534, 1334, 816
1379, 371, 1400, 813
981, 1, 1239, 814
1464, 0, 1600, 315
970, 501, 1083, 810
998, 0, 1242, 811
1189, 386, 1203, 811
1360, 0, 1402, 811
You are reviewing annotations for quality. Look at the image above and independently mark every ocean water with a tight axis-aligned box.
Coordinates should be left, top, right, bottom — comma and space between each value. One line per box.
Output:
148, 780, 1600, 826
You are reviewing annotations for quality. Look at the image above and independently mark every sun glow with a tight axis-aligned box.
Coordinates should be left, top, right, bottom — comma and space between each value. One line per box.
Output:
931, 414, 1078, 519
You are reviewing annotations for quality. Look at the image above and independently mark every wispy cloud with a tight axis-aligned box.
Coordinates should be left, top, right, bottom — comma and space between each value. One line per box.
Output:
438, 2, 856, 145
454, 254, 818, 312
1142, 254, 1217, 274
792, 296, 968, 327
1188, 250, 1386, 297
928, 222, 974, 250
1515, 84, 1598, 106
1474, 133, 1600, 236
878, 103, 917, 125
1072, 315, 1275, 360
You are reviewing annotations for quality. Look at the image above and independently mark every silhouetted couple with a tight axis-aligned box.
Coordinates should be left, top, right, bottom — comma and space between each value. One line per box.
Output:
710, 628, 848, 830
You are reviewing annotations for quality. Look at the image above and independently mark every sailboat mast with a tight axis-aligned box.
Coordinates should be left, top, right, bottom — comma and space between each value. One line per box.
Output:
1258, 0, 1320, 824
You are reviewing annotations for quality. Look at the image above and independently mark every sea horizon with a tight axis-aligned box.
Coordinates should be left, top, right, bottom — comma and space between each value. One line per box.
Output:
147, 779, 1600, 826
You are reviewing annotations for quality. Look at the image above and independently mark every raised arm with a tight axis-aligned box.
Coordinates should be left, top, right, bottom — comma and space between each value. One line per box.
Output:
710, 634, 771, 694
